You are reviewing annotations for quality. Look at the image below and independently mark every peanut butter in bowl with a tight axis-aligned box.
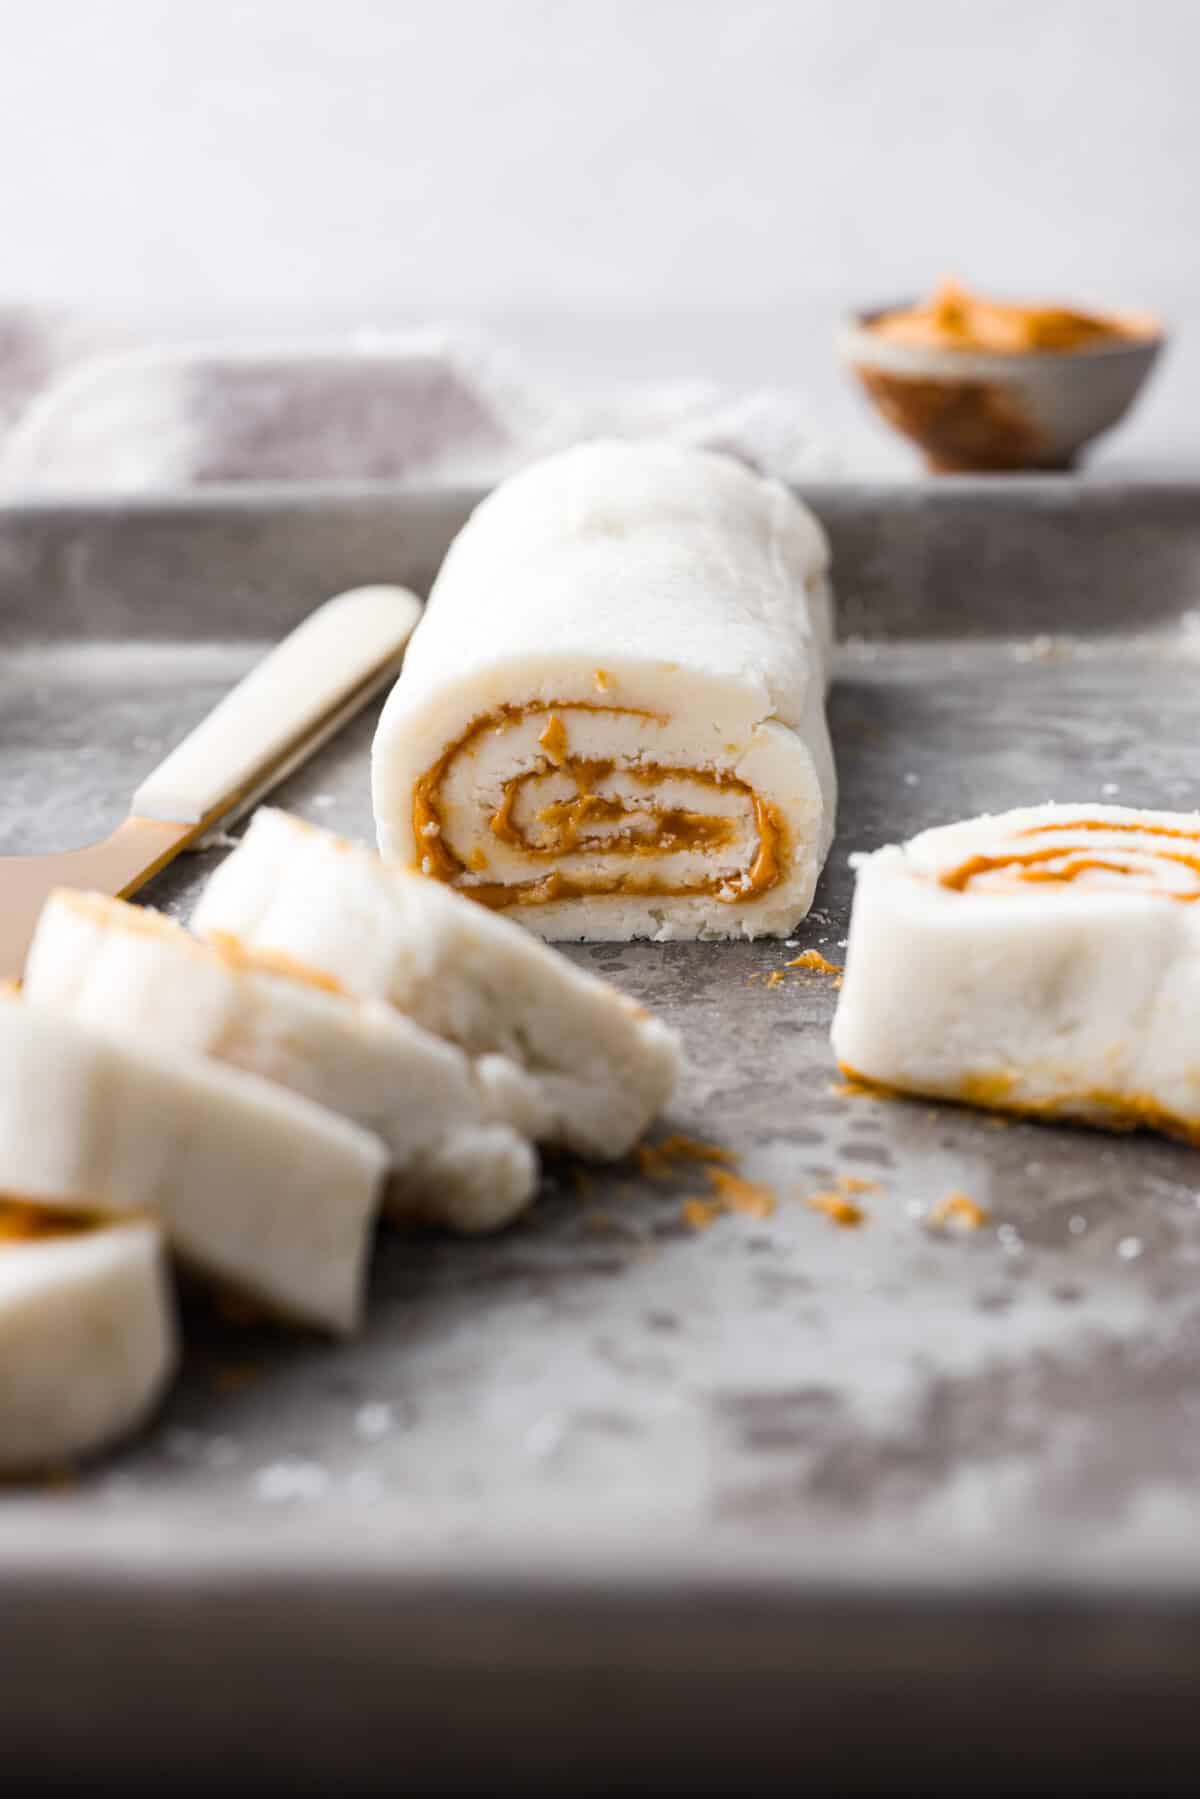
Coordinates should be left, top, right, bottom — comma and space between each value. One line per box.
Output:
840, 278, 1165, 471
868, 278, 1157, 357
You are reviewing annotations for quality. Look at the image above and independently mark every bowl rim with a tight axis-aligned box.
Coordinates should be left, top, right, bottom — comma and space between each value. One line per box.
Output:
840, 297, 1168, 370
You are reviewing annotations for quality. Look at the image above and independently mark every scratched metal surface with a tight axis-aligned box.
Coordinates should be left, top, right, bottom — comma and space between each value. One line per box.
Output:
2, 486, 1200, 1788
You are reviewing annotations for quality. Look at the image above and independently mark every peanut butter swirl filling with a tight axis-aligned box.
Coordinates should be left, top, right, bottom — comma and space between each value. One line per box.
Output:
412, 702, 786, 910
0, 1199, 96, 1245
939, 818, 1200, 901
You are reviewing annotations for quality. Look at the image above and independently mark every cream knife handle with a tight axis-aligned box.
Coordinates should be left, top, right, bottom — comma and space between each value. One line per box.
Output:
131, 586, 422, 826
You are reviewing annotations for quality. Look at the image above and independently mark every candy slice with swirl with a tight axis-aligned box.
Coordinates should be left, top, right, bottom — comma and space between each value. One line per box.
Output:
832, 804, 1200, 1144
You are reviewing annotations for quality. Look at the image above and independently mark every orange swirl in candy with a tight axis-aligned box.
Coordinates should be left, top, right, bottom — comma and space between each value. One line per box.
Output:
412, 702, 785, 911
0, 1199, 94, 1245
940, 818, 1200, 901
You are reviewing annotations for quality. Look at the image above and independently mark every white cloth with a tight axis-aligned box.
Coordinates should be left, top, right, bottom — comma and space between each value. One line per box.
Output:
0, 321, 839, 492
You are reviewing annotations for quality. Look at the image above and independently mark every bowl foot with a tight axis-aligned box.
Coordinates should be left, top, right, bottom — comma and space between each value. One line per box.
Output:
924, 450, 1079, 475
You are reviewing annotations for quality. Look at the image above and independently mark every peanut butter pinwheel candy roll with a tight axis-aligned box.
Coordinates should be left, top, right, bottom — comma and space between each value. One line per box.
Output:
371, 440, 836, 941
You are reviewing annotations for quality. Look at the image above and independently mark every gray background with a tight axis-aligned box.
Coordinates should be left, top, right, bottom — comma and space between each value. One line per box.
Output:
1, 0, 1195, 472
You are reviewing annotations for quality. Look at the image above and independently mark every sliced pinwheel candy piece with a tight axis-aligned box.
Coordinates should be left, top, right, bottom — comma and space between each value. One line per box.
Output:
191, 807, 682, 1160
24, 890, 539, 1235
0, 1212, 175, 1474
832, 803, 1200, 1142
0, 1000, 386, 1333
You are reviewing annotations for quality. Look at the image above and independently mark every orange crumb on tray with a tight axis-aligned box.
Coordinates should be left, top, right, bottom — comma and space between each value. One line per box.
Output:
636, 1134, 735, 1180
593, 668, 612, 693
927, 1190, 991, 1231
707, 1167, 777, 1219
837, 1174, 878, 1195
681, 1197, 725, 1232
806, 1190, 868, 1228
678, 1165, 778, 1227
786, 950, 843, 976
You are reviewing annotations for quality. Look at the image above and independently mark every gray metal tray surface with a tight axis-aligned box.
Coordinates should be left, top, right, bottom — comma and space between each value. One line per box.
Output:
3, 483, 1200, 1792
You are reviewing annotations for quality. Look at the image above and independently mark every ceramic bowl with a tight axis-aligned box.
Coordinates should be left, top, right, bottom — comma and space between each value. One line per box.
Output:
839, 300, 1166, 472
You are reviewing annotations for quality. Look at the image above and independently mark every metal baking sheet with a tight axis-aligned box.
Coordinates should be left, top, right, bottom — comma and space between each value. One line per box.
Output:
3, 483, 1200, 1791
